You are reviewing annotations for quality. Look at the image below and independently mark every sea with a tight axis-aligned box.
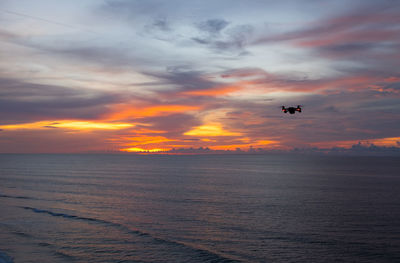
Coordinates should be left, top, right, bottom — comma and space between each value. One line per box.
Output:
0, 154, 399, 263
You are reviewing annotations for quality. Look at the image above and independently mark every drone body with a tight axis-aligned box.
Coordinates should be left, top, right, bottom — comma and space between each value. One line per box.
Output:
282, 105, 302, 114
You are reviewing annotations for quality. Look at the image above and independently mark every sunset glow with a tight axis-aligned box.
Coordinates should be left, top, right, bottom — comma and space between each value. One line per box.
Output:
0, 121, 134, 131
184, 124, 242, 137
121, 147, 168, 153
106, 105, 201, 120
0, 0, 399, 153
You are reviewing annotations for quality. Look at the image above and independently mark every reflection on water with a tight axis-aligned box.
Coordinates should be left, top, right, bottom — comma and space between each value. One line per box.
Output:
0, 154, 400, 262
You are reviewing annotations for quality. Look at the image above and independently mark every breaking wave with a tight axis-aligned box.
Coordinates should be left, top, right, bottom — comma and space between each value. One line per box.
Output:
0, 194, 38, 200
22, 206, 239, 263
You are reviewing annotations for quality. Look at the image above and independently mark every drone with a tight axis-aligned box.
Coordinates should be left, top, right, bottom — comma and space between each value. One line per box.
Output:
281, 105, 302, 114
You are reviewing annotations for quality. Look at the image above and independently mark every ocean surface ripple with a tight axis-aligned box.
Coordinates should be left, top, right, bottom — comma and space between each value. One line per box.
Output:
1, 154, 400, 262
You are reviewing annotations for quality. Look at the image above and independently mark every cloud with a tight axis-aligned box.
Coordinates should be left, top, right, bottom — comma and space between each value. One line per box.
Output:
0, 29, 18, 42
0, 128, 120, 153
144, 68, 216, 92
196, 19, 230, 35
99, 0, 176, 19
141, 113, 202, 138
140, 66, 400, 149
1, 0, 399, 153
254, 2, 400, 73
0, 78, 122, 123
151, 17, 171, 32
105, 104, 201, 120
100, 1, 254, 54
192, 22, 254, 54
256, 2, 400, 44
325, 142, 400, 156
118, 142, 400, 156
34, 45, 143, 71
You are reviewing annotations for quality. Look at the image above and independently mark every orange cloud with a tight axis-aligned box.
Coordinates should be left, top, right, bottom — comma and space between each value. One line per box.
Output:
119, 135, 174, 145
384, 77, 400, 83
184, 123, 242, 137
370, 137, 400, 147
0, 120, 134, 131
106, 104, 201, 120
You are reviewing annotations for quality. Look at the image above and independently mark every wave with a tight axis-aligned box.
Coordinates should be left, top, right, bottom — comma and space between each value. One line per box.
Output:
22, 206, 239, 262
53, 250, 76, 261
12, 231, 33, 238
0, 193, 84, 206
0, 194, 38, 200
0, 252, 13, 263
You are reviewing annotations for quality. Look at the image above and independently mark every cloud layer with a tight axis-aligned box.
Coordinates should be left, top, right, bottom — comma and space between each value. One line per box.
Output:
0, 0, 399, 153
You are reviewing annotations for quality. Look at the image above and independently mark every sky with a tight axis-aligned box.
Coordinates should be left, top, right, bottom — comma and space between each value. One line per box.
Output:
0, 0, 399, 153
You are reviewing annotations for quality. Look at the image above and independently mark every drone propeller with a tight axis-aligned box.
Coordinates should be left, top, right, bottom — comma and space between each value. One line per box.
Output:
279, 106, 288, 113
277, 105, 304, 108
296, 105, 303, 112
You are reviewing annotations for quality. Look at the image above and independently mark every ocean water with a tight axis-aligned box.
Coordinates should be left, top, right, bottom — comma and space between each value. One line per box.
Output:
0, 154, 399, 263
